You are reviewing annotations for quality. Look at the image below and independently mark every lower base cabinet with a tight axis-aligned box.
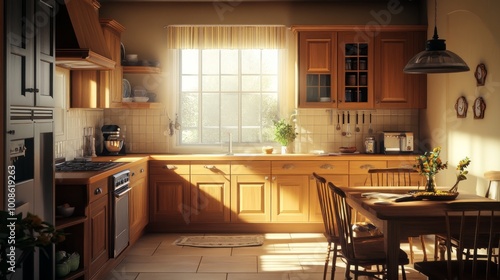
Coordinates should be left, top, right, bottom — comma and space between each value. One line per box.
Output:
89, 194, 109, 278
129, 162, 149, 245
272, 175, 310, 222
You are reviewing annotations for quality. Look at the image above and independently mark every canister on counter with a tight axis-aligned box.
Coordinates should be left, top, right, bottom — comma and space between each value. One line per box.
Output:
365, 136, 376, 153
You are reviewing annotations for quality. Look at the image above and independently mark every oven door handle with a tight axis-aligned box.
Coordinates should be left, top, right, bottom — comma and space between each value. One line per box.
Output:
115, 187, 131, 198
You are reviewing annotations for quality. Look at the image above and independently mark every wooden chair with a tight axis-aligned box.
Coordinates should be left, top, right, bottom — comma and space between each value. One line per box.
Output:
329, 182, 409, 280
366, 168, 427, 263
312, 173, 383, 280
435, 170, 500, 261
414, 201, 500, 280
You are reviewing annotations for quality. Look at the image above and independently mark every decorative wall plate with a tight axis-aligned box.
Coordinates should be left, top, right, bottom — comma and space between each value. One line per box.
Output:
455, 96, 468, 118
474, 63, 487, 86
473, 97, 486, 119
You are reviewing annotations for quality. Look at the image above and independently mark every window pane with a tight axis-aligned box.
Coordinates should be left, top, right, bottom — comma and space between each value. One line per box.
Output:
180, 92, 199, 127
202, 50, 220, 74
181, 50, 198, 74
242, 75, 260, 91
181, 129, 198, 144
242, 128, 260, 142
262, 75, 277, 91
262, 50, 278, 74
221, 93, 238, 127
201, 93, 220, 127
221, 50, 238, 74
241, 50, 261, 74
202, 75, 219, 91
181, 76, 198, 91
221, 75, 238, 92
242, 93, 260, 126
201, 128, 219, 144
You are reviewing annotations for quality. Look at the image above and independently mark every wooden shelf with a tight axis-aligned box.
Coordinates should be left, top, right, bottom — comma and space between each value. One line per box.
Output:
123, 66, 161, 74
120, 102, 163, 109
57, 268, 85, 280
56, 216, 87, 230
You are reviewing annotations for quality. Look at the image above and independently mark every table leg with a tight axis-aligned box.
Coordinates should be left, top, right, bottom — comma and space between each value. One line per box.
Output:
383, 221, 401, 280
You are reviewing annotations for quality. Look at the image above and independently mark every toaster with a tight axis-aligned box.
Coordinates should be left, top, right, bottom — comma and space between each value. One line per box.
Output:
383, 132, 414, 154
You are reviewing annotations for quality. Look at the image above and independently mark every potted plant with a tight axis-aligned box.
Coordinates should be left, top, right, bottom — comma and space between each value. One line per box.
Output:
273, 119, 296, 154
0, 211, 66, 280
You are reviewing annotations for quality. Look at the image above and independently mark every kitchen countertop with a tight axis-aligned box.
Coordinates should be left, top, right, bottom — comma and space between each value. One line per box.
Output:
55, 153, 419, 185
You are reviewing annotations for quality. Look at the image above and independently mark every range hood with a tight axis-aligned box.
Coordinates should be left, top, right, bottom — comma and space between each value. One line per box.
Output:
56, 0, 115, 70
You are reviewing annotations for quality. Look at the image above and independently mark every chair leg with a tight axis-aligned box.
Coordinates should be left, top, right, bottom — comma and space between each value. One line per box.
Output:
330, 244, 338, 280
400, 264, 407, 280
434, 235, 439, 260
323, 241, 331, 280
419, 235, 427, 261
408, 237, 415, 263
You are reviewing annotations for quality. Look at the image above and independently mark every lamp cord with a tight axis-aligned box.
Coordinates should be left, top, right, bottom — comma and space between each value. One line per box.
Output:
432, 0, 439, 40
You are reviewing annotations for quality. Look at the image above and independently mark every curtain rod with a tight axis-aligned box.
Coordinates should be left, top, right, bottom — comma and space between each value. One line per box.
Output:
163, 24, 289, 28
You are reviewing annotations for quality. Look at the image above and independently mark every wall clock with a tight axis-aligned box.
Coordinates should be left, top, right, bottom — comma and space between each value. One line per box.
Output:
455, 96, 468, 118
474, 63, 487, 86
473, 97, 486, 119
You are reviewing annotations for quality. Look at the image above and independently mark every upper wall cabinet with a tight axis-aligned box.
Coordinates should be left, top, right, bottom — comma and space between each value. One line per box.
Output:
295, 26, 427, 109
374, 30, 427, 109
6, 0, 55, 108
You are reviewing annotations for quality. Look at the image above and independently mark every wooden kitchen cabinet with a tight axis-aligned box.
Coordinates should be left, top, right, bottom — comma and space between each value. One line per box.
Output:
148, 161, 191, 228
295, 26, 427, 109
337, 31, 374, 109
87, 177, 109, 278
128, 161, 148, 245
297, 31, 337, 108
374, 29, 427, 109
230, 161, 272, 223
349, 160, 387, 187
190, 163, 231, 223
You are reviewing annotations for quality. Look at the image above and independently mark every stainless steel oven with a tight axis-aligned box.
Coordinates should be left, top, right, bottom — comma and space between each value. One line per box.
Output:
110, 170, 131, 257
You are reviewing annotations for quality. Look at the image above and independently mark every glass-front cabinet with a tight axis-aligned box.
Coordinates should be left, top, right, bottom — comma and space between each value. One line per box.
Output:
298, 31, 337, 108
337, 32, 374, 109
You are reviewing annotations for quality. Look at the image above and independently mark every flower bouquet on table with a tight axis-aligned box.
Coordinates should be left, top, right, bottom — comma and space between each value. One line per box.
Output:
413, 147, 470, 200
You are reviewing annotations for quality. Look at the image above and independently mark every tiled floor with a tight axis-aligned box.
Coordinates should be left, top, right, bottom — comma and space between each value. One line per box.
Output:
104, 233, 431, 280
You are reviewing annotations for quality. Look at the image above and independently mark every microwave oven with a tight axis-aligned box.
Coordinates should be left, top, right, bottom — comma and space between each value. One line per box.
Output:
383, 132, 414, 154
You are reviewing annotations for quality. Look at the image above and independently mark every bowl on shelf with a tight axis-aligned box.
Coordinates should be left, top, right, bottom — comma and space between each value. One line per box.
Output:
133, 96, 149, 102
339, 146, 357, 153
122, 97, 133, 102
56, 262, 70, 277
57, 205, 75, 217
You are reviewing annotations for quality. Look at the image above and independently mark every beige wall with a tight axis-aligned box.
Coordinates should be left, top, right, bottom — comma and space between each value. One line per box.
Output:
422, 0, 500, 196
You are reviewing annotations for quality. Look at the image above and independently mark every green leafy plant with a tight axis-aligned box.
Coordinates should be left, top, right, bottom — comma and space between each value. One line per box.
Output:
0, 211, 66, 280
273, 119, 296, 146
449, 157, 471, 193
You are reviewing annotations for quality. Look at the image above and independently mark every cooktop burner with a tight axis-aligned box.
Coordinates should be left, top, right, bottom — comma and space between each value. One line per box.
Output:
55, 161, 122, 172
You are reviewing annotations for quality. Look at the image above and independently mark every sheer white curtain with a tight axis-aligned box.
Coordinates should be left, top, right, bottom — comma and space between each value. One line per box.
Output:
166, 25, 287, 49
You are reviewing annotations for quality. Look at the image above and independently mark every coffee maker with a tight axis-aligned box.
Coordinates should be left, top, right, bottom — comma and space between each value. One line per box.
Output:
101, 125, 126, 155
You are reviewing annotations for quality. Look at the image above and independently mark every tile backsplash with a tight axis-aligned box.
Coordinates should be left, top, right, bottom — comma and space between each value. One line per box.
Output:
293, 108, 419, 154
55, 107, 418, 158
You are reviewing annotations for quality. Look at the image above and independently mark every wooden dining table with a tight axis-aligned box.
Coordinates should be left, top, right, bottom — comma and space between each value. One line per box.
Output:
341, 186, 493, 280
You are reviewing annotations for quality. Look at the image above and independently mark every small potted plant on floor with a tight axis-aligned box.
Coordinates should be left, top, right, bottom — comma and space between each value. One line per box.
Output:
273, 119, 296, 154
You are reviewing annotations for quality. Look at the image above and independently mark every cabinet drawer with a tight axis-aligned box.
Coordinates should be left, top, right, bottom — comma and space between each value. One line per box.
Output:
149, 161, 190, 175
89, 178, 108, 203
272, 160, 349, 175
349, 160, 387, 174
231, 161, 271, 174
130, 161, 148, 182
191, 162, 230, 175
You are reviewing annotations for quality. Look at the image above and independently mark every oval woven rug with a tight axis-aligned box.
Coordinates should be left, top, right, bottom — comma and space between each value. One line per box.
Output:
173, 235, 264, 248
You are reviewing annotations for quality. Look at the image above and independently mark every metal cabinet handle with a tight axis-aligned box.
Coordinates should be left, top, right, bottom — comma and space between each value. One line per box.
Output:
360, 164, 375, 169
140, 168, 145, 173
282, 164, 295, 170
320, 164, 334, 169
25, 88, 39, 93
204, 165, 215, 170
94, 188, 102, 195
164, 165, 178, 170
131, 172, 135, 177
264, 176, 269, 180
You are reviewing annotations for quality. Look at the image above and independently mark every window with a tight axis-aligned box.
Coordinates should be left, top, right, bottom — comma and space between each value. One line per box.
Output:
179, 48, 280, 146
167, 25, 288, 152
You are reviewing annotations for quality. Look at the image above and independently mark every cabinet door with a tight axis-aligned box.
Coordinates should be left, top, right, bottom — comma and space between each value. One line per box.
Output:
337, 31, 374, 109
349, 160, 387, 187
231, 174, 271, 222
374, 31, 427, 109
272, 175, 309, 222
149, 174, 191, 225
100, 19, 125, 108
298, 31, 337, 108
129, 176, 148, 245
35, 0, 56, 107
89, 194, 109, 278
190, 174, 231, 223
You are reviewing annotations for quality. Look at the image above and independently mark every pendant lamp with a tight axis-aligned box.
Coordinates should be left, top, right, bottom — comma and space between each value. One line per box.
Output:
403, 0, 469, 74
